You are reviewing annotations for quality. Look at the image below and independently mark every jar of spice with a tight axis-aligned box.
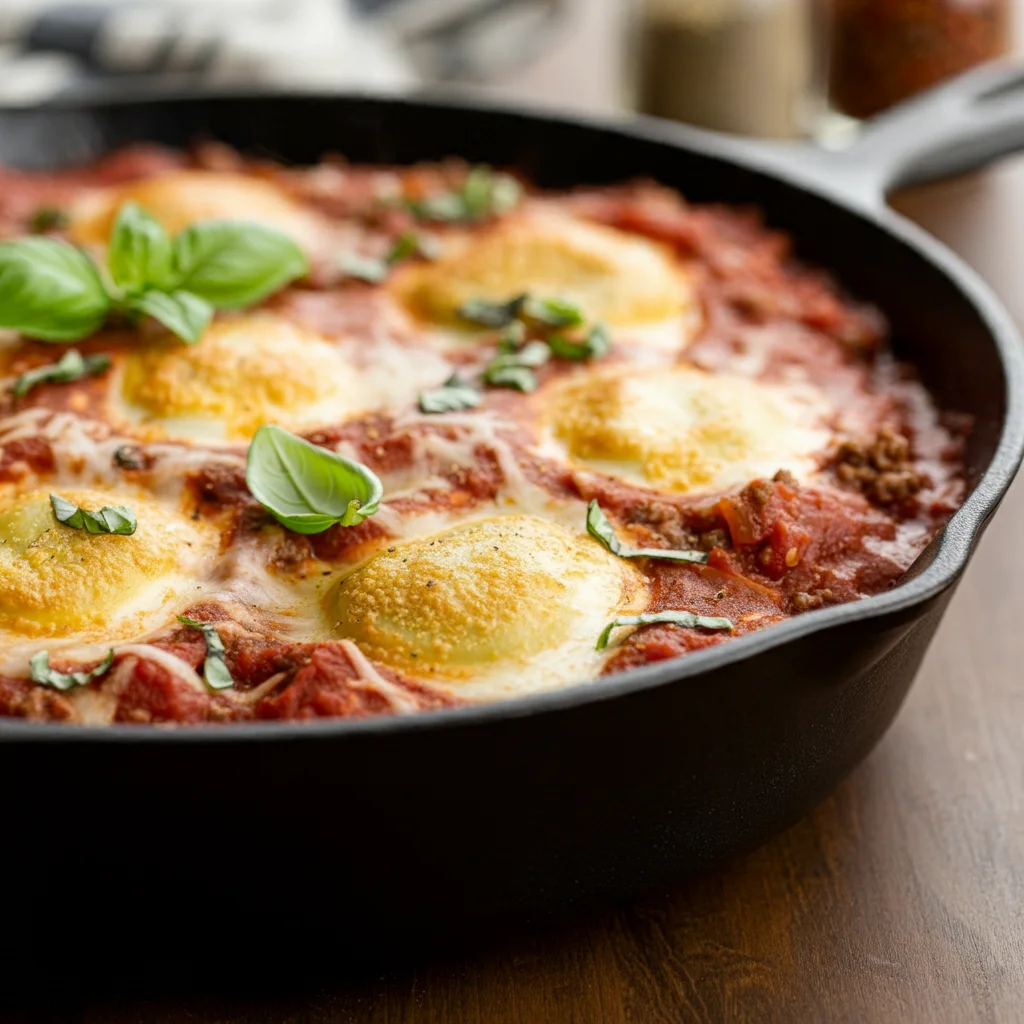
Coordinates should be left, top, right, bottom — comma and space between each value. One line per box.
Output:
828, 0, 1011, 119
637, 0, 815, 138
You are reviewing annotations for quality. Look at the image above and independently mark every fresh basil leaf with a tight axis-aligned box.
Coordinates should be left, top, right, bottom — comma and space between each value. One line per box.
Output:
50, 493, 137, 536
458, 294, 527, 329
126, 289, 212, 345
548, 322, 611, 361
246, 424, 384, 535
108, 202, 174, 294
521, 295, 585, 328
30, 648, 114, 691
586, 501, 708, 564
0, 238, 110, 342
418, 374, 482, 414
173, 221, 308, 309
409, 166, 521, 223
12, 348, 111, 398
177, 616, 234, 690
29, 206, 70, 234
483, 364, 537, 393
596, 611, 734, 651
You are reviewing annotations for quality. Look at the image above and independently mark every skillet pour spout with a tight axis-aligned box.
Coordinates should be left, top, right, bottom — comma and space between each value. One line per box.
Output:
0, 64, 1022, 959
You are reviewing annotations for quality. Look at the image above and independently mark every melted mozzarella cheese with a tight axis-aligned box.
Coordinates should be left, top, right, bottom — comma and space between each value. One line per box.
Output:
395, 211, 693, 329
331, 514, 648, 701
0, 487, 218, 641
543, 365, 833, 495
69, 170, 323, 252
116, 312, 445, 442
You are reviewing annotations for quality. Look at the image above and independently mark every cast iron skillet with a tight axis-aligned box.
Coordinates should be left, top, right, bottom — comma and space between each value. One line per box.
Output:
1, 64, 1024, 962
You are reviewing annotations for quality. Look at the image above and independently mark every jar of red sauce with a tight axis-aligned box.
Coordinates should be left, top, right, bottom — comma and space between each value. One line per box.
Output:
828, 0, 1011, 119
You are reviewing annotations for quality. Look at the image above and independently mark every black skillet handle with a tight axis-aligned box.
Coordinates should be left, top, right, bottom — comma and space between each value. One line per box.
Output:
783, 61, 1024, 208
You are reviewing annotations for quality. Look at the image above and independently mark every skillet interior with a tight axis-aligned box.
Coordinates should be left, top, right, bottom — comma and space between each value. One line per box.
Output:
0, 94, 1020, 961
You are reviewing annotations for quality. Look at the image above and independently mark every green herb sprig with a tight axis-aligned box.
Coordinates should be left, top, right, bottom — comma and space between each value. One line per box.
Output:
30, 648, 114, 691
50, 493, 136, 536
596, 611, 734, 651
586, 501, 708, 564
245, 424, 383, 535
12, 348, 111, 398
177, 616, 234, 690
0, 202, 308, 346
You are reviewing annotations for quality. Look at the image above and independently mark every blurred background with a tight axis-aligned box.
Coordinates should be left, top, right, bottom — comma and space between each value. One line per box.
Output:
0, 0, 1014, 140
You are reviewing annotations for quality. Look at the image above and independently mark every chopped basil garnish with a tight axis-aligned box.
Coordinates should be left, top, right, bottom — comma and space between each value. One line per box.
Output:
245, 424, 383, 535
521, 296, 585, 328
498, 320, 527, 353
458, 294, 527, 329
548, 322, 611, 361
596, 611, 734, 651
483, 365, 538, 393
418, 374, 482, 414
177, 616, 234, 690
409, 166, 521, 223
339, 232, 426, 284
29, 206, 70, 234
586, 501, 708, 564
50, 493, 137, 536
11, 348, 111, 398
483, 340, 550, 393
460, 291, 611, 394
0, 202, 307, 346
387, 232, 420, 265
30, 648, 114, 691
113, 445, 144, 470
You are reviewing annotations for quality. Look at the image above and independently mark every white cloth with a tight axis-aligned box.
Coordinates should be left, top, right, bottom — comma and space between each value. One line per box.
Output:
0, 0, 565, 104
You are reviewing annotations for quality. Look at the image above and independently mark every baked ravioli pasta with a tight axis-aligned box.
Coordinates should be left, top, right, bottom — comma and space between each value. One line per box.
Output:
0, 147, 968, 724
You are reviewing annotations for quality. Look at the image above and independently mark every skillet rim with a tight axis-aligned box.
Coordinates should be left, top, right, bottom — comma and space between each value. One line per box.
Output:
0, 88, 1021, 743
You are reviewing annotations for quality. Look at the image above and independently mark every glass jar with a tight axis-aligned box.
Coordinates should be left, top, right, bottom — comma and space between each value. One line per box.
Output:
828, 0, 1011, 119
637, 0, 816, 138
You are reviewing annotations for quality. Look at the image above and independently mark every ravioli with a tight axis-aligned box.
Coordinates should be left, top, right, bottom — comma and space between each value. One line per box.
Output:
544, 365, 833, 495
0, 488, 217, 640
70, 170, 322, 251
396, 212, 690, 328
119, 313, 365, 441
333, 514, 647, 700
